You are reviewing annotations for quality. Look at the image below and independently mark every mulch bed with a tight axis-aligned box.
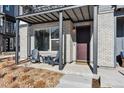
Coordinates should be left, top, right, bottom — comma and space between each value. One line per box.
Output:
0, 61, 63, 88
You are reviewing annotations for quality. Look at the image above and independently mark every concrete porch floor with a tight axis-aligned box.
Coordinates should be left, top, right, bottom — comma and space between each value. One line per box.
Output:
18, 62, 93, 76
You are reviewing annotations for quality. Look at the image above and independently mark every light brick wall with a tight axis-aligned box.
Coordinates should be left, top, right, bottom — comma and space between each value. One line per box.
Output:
98, 10, 115, 67
19, 24, 28, 60
64, 21, 74, 62
19, 20, 99, 65
19, 20, 73, 63
32, 20, 73, 63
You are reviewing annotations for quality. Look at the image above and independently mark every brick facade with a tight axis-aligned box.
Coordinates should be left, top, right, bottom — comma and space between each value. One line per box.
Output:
97, 6, 115, 67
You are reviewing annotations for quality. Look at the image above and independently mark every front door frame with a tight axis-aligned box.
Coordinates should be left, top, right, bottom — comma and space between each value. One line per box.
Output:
76, 25, 91, 63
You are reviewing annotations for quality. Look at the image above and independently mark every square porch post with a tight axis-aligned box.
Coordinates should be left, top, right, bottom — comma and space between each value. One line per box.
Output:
93, 6, 98, 74
3, 16, 6, 52
15, 19, 20, 64
27, 24, 31, 58
59, 11, 63, 70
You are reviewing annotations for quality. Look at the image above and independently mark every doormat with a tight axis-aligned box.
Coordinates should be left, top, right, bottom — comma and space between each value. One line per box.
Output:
76, 61, 89, 65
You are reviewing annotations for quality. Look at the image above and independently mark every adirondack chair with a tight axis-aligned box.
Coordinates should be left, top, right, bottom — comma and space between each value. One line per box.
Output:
51, 51, 59, 66
120, 51, 124, 67
44, 56, 53, 64
29, 49, 40, 63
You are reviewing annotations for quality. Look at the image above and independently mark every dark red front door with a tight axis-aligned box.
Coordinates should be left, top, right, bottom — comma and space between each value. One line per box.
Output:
76, 26, 90, 62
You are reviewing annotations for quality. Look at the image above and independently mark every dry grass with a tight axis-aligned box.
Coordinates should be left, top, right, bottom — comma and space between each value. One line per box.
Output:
34, 79, 46, 88
0, 61, 63, 88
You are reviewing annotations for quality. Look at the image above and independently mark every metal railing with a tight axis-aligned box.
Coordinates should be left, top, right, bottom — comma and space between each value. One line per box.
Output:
0, 20, 15, 36
20, 5, 71, 15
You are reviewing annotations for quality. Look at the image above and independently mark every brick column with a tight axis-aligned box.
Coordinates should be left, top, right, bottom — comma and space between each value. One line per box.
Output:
97, 6, 115, 67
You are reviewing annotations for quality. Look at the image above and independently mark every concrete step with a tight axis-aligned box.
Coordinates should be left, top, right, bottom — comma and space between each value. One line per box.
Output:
56, 82, 90, 88
60, 74, 91, 83
57, 74, 92, 88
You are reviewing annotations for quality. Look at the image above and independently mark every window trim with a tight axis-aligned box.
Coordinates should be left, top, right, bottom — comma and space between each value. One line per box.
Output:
51, 39, 59, 51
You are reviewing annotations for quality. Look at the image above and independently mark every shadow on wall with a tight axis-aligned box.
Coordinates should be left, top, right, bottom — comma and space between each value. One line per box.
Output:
116, 55, 122, 66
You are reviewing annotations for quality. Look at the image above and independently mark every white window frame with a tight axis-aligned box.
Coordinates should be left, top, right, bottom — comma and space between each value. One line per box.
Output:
50, 26, 59, 51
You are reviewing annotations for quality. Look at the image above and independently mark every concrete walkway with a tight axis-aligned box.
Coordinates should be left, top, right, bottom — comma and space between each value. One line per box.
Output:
56, 74, 92, 88
98, 66, 124, 88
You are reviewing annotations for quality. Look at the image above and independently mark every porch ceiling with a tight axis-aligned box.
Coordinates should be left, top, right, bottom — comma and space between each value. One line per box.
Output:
16, 5, 93, 24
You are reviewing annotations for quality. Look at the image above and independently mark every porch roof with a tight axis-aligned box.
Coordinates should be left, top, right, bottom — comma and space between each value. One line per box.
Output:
16, 5, 93, 24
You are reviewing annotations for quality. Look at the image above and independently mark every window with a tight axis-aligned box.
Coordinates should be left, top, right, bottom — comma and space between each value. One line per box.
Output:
34, 27, 59, 51
51, 27, 59, 39
9, 38, 14, 51
51, 27, 59, 51
35, 29, 49, 51
51, 40, 59, 51
5, 21, 14, 33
